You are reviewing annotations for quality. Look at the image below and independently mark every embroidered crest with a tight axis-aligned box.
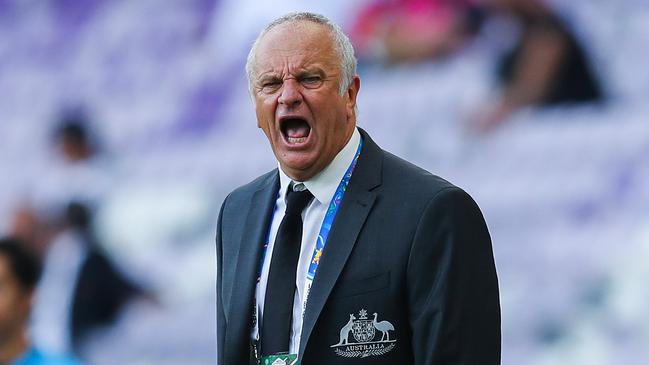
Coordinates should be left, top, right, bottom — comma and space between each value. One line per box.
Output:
330, 309, 396, 358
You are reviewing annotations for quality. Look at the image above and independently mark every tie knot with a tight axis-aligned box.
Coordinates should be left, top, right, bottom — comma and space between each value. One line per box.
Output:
285, 187, 313, 215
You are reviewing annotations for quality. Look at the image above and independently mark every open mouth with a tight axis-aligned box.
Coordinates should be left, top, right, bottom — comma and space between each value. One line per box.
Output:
281, 118, 311, 144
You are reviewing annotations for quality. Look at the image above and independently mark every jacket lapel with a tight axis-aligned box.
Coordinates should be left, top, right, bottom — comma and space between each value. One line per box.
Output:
298, 129, 383, 358
224, 172, 279, 364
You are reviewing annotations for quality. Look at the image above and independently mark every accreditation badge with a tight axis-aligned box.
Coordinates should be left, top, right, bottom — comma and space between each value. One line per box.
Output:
260, 353, 298, 365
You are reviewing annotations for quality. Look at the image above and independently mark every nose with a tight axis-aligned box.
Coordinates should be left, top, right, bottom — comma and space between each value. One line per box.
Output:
278, 79, 302, 108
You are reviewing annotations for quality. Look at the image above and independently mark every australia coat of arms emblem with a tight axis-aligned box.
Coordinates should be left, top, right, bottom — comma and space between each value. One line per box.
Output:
330, 309, 396, 358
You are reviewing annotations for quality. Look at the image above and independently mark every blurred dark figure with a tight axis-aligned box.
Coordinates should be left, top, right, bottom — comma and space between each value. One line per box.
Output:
8, 112, 107, 257
66, 202, 146, 352
55, 115, 96, 164
0, 237, 81, 365
350, 0, 484, 64
7, 112, 140, 358
475, 0, 603, 130
30, 202, 147, 357
8, 206, 52, 260
349, 0, 602, 132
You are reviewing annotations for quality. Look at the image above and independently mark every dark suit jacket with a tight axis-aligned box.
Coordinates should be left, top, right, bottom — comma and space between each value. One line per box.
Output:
70, 245, 142, 352
216, 129, 500, 364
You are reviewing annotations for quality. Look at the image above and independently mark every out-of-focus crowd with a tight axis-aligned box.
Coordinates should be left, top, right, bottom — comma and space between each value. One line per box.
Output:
0, 0, 647, 364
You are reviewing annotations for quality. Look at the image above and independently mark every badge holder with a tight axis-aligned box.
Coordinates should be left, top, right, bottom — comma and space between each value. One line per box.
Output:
260, 353, 298, 365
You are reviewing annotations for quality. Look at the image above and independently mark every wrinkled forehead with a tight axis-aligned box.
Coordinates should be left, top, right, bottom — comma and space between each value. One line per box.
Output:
252, 21, 339, 75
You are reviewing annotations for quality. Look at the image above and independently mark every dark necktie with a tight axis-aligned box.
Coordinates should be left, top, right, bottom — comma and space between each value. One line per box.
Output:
261, 186, 313, 356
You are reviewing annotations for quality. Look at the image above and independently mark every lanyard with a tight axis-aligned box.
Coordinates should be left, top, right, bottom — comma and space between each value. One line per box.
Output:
253, 137, 363, 345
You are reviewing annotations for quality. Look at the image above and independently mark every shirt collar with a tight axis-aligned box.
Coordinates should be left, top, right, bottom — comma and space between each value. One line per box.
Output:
278, 127, 361, 205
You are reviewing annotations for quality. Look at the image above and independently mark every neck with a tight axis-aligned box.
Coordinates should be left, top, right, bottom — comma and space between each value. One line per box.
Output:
0, 329, 29, 365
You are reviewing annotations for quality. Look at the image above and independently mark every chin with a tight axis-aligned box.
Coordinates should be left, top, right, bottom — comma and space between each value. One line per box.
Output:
281, 160, 318, 180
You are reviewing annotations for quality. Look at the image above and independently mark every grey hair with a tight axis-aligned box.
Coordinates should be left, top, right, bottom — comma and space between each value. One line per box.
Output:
245, 12, 357, 96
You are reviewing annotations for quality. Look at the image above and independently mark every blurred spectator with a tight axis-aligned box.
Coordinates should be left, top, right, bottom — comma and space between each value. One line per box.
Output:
0, 237, 82, 365
9, 112, 112, 249
473, 0, 603, 130
4, 112, 145, 358
46, 112, 112, 208
30, 202, 147, 357
55, 118, 94, 164
350, 0, 484, 64
349, 0, 603, 132
8, 206, 53, 260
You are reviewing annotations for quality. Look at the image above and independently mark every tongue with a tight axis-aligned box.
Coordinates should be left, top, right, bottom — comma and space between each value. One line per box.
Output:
285, 120, 310, 138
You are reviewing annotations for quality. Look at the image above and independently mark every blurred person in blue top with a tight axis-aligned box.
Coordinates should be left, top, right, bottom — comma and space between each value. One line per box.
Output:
0, 237, 81, 365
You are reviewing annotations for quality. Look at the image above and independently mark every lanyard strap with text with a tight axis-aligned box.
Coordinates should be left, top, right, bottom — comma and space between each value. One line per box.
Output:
305, 136, 363, 282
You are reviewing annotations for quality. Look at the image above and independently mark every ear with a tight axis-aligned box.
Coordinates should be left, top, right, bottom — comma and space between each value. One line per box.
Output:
345, 75, 361, 120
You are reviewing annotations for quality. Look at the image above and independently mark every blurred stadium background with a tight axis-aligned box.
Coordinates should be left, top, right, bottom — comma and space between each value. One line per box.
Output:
1, 0, 648, 364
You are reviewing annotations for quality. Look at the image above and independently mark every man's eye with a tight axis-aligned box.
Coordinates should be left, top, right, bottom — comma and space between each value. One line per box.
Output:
301, 76, 323, 87
260, 81, 282, 92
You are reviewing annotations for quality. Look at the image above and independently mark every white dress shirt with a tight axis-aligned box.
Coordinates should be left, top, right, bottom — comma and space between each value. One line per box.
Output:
31, 230, 88, 354
252, 128, 361, 355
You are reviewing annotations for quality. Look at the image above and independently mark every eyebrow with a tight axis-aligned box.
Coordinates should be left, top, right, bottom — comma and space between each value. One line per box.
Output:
257, 67, 326, 82
296, 69, 325, 78
257, 74, 282, 84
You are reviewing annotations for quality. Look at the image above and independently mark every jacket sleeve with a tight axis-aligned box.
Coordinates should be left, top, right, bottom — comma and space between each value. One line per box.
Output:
215, 195, 228, 365
406, 187, 501, 365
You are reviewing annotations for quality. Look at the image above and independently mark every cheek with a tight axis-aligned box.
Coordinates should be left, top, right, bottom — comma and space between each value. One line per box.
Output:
255, 109, 270, 130
256, 99, 277, 129
257, 118, 274, 136
0, 297, 15, 318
